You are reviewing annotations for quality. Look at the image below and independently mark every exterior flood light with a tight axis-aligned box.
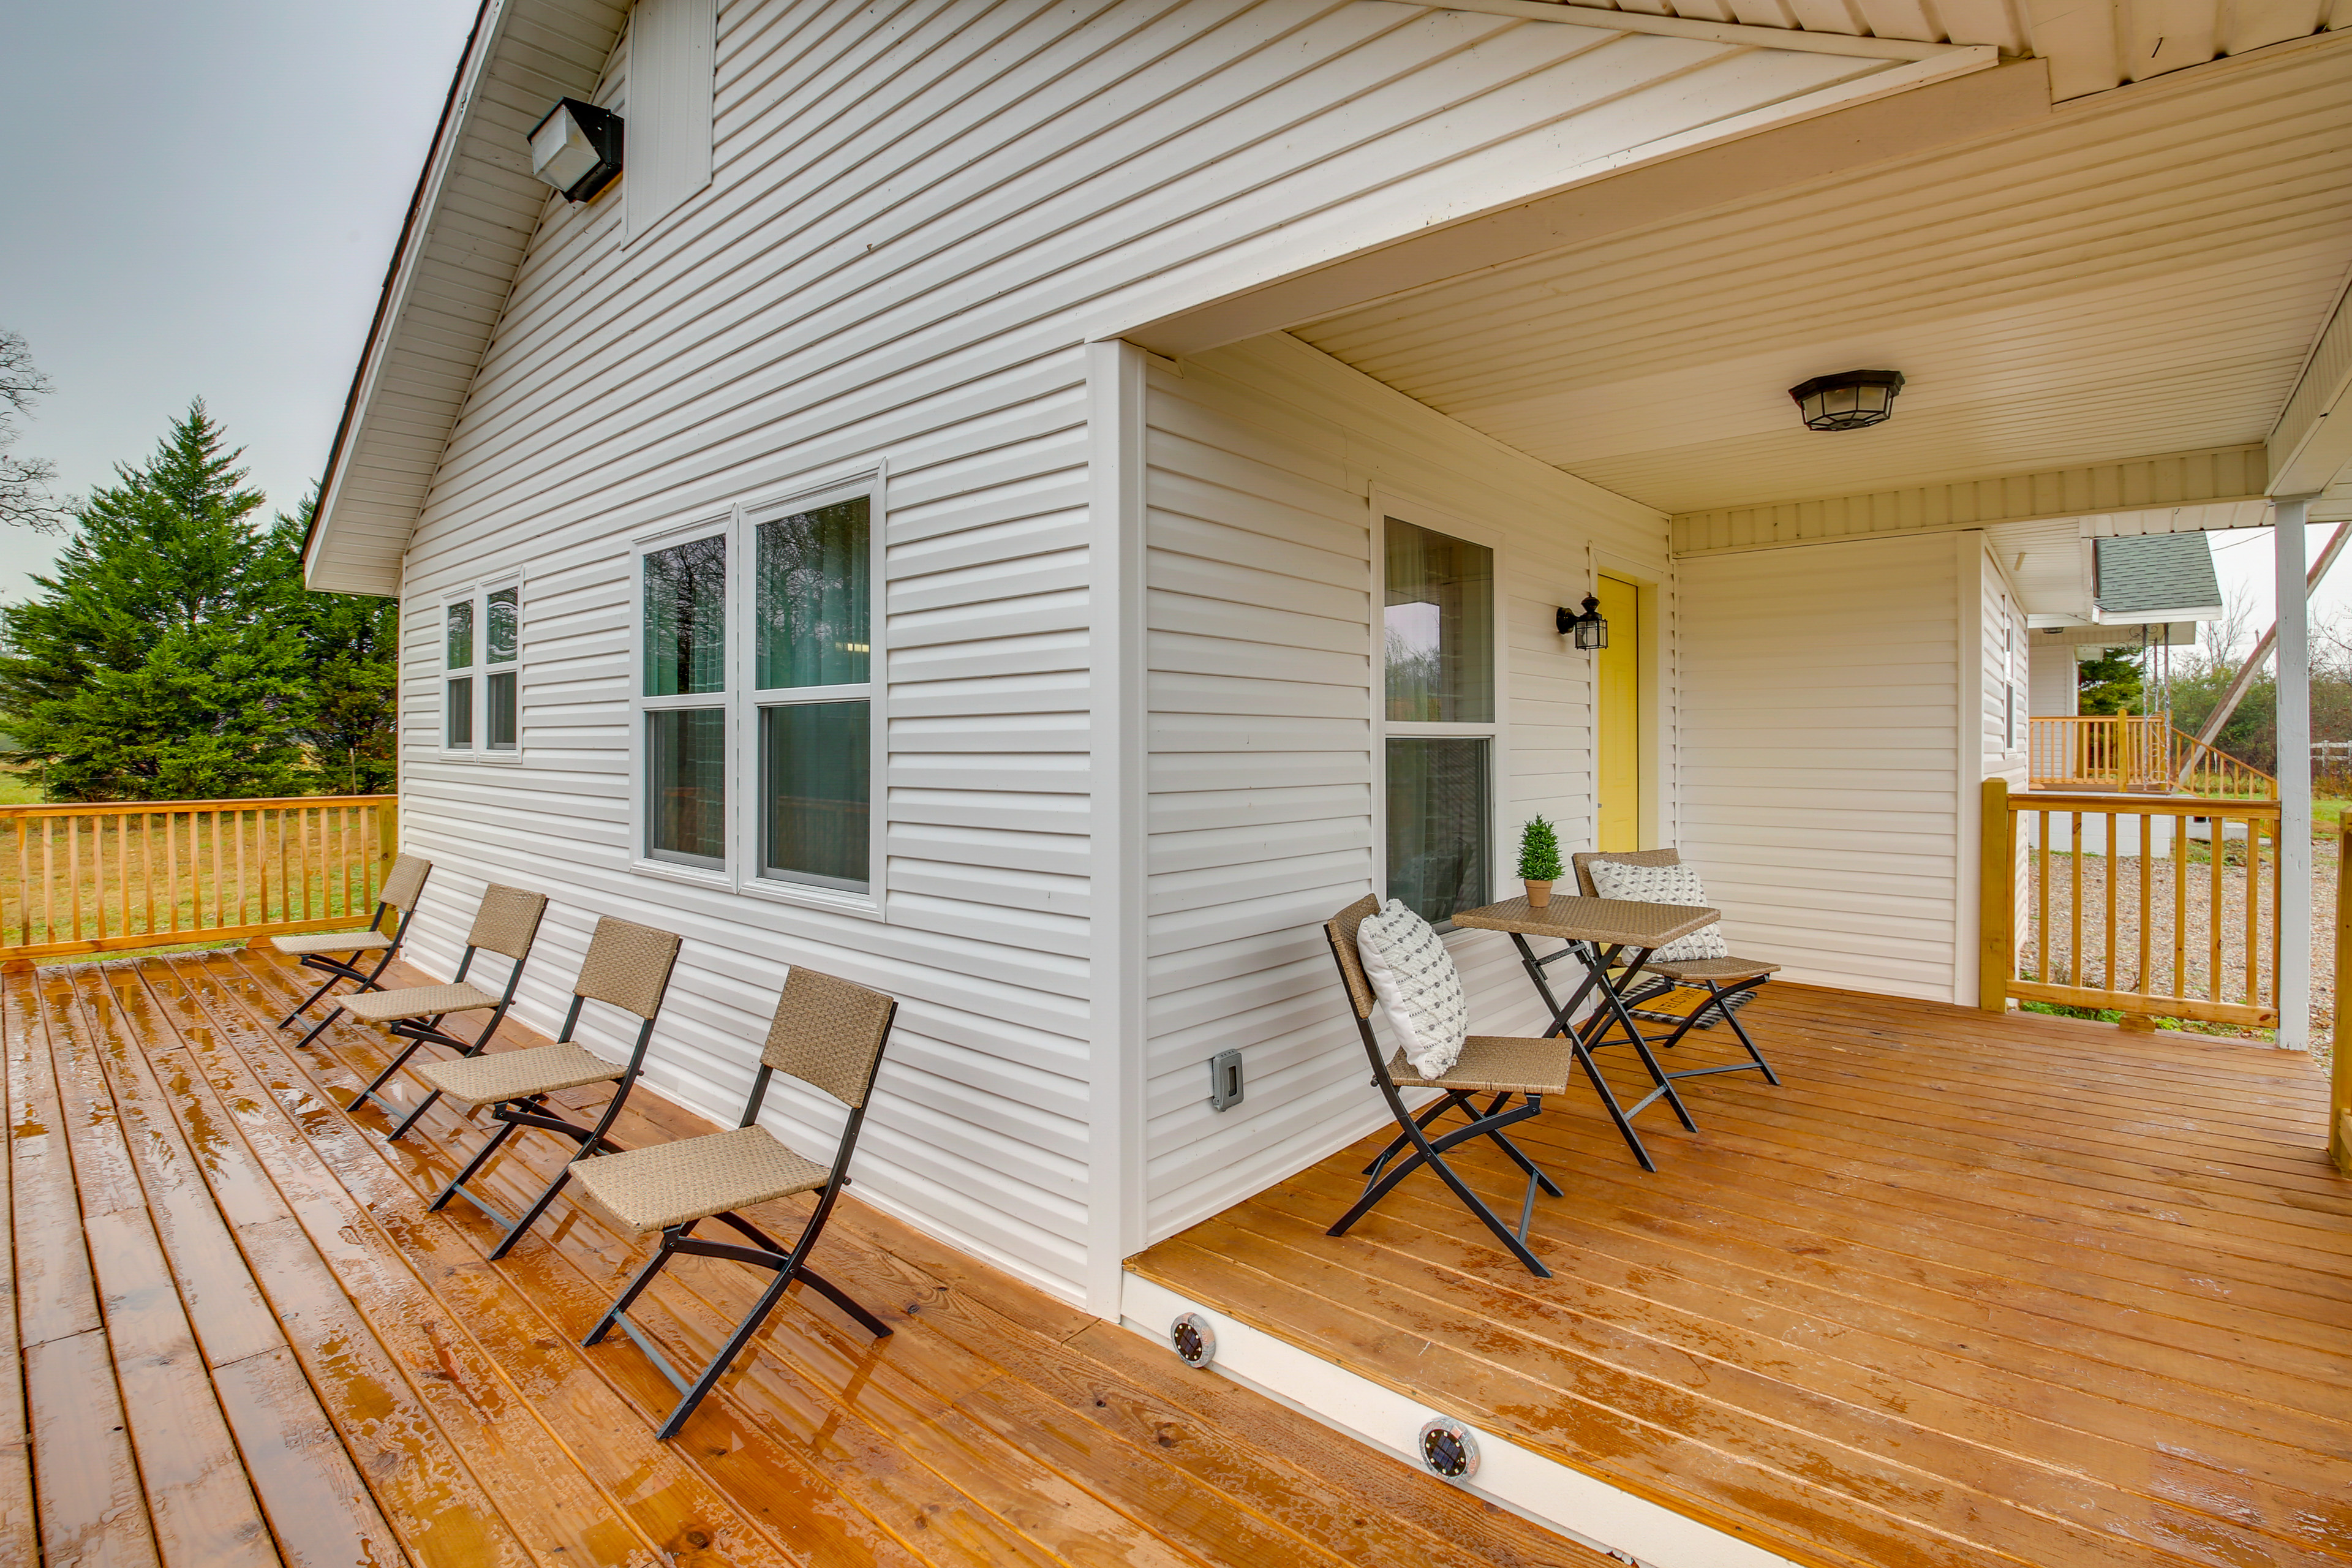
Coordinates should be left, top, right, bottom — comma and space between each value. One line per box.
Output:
529, 99, 624, 203
1557, 594, 1608, 649
1790, 369, 1904, 431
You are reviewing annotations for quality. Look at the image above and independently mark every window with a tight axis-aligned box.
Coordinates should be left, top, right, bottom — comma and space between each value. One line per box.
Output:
631, 481, 880, 904
445, 601, 474, 750
1381, 516, 1496, 925
441, 580, 523, 756
641, 533, 727, 869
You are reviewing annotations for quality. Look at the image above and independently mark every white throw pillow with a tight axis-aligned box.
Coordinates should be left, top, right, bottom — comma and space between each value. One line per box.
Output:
1584, 861, 1730, 963
1355, 900, 1469, 1078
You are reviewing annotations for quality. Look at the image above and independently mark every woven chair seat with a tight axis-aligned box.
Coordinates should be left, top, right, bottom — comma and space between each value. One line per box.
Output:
343, 982, 503, 1025
1647, 956, 1779, 983
273, 929, 394, 956
417, 1041, 622, 1111
1389, 1036, 1573, 1096
570, 1126, 829, 1236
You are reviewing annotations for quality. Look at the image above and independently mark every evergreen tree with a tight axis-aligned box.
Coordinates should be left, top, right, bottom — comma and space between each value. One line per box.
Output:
2075, 647, 2146, 716
0, 404, 311, 800
270, 494, 399, 793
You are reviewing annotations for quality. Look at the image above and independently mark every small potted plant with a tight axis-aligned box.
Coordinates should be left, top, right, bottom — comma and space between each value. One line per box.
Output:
1517, 815, 1563, 908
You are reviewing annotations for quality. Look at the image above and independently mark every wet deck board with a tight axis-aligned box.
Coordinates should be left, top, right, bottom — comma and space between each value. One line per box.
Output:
1130, 981, 2352, 1568
4, 947, 1585, 1567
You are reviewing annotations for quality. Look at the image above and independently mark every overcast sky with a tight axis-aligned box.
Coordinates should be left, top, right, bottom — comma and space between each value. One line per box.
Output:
1, 0, 478, 599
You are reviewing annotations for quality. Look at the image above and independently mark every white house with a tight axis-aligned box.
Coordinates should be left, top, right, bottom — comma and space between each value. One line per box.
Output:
307, 2, 2351, 1548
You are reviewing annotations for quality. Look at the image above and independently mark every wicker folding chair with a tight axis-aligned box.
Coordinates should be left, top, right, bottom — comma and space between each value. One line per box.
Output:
274, 854, 432, 1049
340, 884, 549, 1141
575, 965, 897, 1439
1572, 850, 1780, 1087
1324, 895, 1574, 1278
419, 916, 684, 1260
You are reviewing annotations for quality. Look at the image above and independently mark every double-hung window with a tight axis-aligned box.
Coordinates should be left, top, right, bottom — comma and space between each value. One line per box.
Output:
633, 480, 879, 903
1381, 514, 1498, 927
443, 580, 522, 756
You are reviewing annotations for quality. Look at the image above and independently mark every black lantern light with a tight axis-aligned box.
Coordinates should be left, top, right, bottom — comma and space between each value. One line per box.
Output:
1789, 369, 1905, 431
528, 98, 624, 204
1557, 594, 1608, 650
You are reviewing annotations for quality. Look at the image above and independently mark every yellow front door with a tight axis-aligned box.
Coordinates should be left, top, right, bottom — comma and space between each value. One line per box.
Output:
1596, 575, 1640, 851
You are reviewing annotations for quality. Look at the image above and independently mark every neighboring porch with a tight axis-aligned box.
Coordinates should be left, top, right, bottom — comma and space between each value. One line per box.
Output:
1129, 981, 2351, 1568
2, 947, 1576, 1567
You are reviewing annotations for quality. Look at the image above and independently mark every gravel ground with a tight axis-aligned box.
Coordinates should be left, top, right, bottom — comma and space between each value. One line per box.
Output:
2020, 834, 2336, 1071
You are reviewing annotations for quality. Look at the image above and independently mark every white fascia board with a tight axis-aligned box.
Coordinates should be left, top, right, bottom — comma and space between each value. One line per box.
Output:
2269, 274, 2352, 497
2089, 604, 2225, 625
308, 1, 511, 596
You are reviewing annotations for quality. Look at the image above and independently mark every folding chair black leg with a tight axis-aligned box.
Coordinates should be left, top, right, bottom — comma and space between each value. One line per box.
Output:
1567, 1036, 1656, 1172
1716, 987, 1780, 1085
347, 1038, 428, 1115
430, 1115, 519, 1212
487, 1162, 577, 1261
1329, 1097, 1555, 1275
658, 1267, 796, 1440
586, 1229, 682, 1347
281, 969, 345, 1028
385, 1088, 447, 1142
291, 1005, 350, 1050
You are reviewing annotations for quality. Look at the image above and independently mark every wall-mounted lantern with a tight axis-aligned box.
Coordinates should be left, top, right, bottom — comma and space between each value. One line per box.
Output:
1557, 594, 1608, 650
1789, 369, 1904, 431
528, 98, 625, 203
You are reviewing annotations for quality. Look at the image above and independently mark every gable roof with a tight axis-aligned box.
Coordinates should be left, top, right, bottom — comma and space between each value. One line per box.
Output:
2094, 532, 2225, 620
306, 0, 627, 595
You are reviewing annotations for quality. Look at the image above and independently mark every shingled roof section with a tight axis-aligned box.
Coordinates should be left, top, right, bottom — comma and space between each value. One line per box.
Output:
2093, 533, 2224, 619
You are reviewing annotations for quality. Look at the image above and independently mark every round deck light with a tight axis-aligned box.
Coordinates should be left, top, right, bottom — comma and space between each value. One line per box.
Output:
529, 98, 624, 204
1418, 1419, 1480, 1480
1789, 369, 1905, 431
1169, 1312, 1216, 1368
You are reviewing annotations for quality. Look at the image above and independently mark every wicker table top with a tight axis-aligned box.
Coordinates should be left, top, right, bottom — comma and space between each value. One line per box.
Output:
1451, 895, 1719, 948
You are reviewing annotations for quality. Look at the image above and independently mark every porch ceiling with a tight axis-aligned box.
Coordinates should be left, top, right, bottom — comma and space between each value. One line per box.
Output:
1287, 30, 2352, 519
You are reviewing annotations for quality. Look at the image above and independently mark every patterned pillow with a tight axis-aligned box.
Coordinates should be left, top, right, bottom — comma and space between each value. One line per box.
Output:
1355, 900, 1469, 1078
1584, 860, 1729, 963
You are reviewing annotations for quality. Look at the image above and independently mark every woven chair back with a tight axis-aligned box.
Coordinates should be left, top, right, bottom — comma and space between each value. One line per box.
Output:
1570, 847, 1681, 899
761, 966, 895, 1109
466, 885, 548, 963
573, 916, 684, 1020
1324, 894, 1382, 1020
380, 854, 432, 913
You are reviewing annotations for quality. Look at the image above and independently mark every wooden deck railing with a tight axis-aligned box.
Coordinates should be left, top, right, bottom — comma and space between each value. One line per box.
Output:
0, 795, 398, 965
2027, 715, 2276, 798
1982, 780, 2280, 1028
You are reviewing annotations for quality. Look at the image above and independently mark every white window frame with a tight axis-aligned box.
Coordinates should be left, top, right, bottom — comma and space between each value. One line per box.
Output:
627, 467, 888, 919
438, 572, 526, 763
1369, 492, 1509, 932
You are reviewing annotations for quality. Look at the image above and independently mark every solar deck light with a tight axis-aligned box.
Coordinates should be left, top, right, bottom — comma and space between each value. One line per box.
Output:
1418, 1419, 1480, 1480
1557, 594, 1608, 650
528, 99, 624, 203
1170, 1313, 1216, 1368
1789, 369, 1904, 431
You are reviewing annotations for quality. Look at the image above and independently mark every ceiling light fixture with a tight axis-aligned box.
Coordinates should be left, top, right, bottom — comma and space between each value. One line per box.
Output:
1789, 369, 1905, 432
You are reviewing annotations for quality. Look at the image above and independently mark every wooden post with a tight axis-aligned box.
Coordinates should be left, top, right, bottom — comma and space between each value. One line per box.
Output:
376, 798, 399, 895
1980, 777, 2013, 1012
2332, 818, 2351, 1175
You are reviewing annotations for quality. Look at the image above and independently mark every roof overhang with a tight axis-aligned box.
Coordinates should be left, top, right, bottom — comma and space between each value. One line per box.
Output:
306, 0, 625, 596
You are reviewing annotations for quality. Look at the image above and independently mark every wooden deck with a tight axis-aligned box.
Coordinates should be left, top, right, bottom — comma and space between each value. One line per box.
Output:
0, 948, 1589, 1567
1131, 982, 2352, 1568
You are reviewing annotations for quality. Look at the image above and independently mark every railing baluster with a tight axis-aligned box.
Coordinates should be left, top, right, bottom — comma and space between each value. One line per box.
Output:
2244, 819, 2260, 1009
2171, 809, 2188, 998
67, 815, 83, 945
2034, 809, 2050, 982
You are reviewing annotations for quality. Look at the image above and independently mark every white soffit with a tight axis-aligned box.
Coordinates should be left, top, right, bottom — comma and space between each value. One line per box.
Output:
307, 0, 628, 595
1496, 0, 2345, 98
1294, 31, 2352, 522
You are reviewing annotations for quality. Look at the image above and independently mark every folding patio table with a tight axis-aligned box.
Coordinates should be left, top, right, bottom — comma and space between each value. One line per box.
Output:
1450, 894, 1717, 1170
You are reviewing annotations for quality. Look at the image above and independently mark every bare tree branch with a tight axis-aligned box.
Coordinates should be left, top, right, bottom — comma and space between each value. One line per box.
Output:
0, 328, 70, 534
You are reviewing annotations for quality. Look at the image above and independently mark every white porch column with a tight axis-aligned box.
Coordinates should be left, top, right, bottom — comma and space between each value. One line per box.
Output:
2274, 497, 2314, 1050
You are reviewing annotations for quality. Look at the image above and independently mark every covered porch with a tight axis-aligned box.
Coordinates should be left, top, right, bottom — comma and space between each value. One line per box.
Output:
1129, 980, 2350, 1568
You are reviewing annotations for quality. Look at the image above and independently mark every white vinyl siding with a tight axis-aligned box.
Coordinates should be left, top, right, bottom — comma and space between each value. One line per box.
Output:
386, 0, 1915, 1305
1138, 333, 1667, 1242
1678, 533, 1967, 1003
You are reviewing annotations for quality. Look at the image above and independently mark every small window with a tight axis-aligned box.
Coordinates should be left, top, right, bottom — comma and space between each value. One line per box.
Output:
755, 496, 872, 892
641, 534, 728, 869
443, 584, 522, 755
1382, 516, 1496, 925
645, 536, 727, 696
647, 707, 726, 867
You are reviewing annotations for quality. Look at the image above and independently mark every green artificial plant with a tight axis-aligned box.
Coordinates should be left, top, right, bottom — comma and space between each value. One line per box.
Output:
1517, 815, 1563, 883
